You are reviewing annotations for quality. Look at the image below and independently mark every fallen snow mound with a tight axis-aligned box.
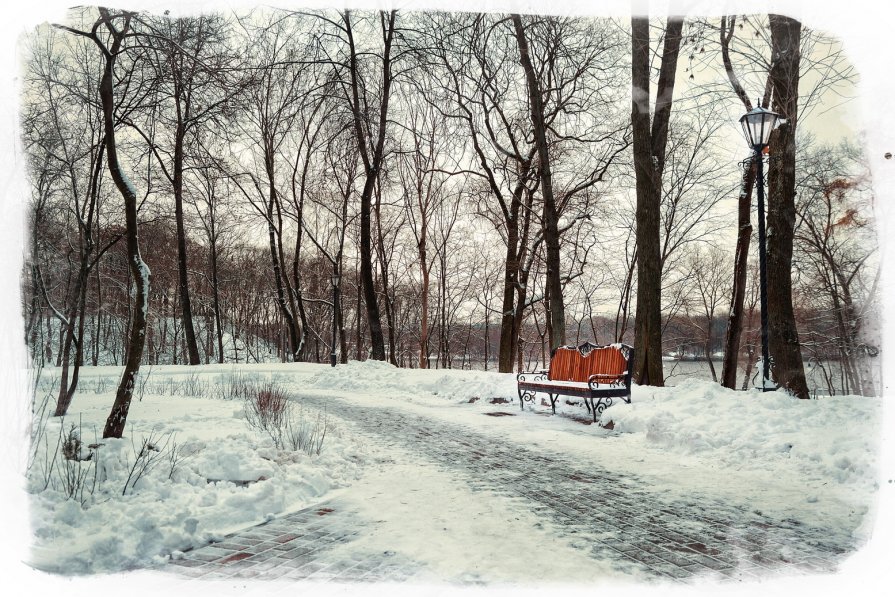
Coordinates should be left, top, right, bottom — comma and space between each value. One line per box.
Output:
28, 389, 365, 575
601, 379, 881, 492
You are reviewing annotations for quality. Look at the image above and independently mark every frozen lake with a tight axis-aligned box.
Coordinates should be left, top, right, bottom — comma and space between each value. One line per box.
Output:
662, 358, 880, 397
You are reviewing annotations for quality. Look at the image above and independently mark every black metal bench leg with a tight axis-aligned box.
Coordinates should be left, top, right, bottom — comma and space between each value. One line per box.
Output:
550, 394, 557, 414
591, 397, 609, 423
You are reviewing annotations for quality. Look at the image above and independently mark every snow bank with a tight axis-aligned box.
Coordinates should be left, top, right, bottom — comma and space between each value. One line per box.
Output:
602, 379, 882, 493
27, 383, 365, 575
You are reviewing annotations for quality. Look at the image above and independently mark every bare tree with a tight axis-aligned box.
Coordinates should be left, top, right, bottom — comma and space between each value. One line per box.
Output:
135, 14, 235, 365
394, 84, 461, 368
684, 247, 732, 382
766, 15, 809, 399
631, 15, 684, 386
316, 9, 399, 362
56, 8, 151, 438
228, 11, 317, 362
794, 140, 878, 395
511, 14, 566, 352
23, 26, 114, 415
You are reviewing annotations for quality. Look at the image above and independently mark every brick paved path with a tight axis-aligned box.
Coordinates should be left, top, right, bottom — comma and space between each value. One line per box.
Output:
168, 395, 858, 585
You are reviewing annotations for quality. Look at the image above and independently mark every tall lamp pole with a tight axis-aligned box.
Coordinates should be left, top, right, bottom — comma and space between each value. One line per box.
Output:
739, 105, 781, 392
330, 272, 341, 368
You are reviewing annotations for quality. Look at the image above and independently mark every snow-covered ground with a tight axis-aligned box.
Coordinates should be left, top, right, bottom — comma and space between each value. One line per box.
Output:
16, 360, 891, 593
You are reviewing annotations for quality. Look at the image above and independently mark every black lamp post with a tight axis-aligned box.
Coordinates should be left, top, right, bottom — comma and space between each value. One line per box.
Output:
739, 105, 781, 392
330, 272, 341, 367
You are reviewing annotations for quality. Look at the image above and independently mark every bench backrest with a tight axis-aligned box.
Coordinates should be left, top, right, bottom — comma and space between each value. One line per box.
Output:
547, 344, 630, 383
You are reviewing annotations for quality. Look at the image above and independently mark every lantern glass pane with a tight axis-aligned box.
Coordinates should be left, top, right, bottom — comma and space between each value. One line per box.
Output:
751, 118, 763, 146
740, 119, 752, 146
761, 113, 776, 145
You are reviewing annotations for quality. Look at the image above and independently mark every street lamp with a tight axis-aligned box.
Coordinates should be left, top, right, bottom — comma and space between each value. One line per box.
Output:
739, 104, 781, 392
330, 272, 341, 368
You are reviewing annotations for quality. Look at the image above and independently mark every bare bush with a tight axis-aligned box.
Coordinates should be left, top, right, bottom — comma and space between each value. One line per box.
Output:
181, 373, 206, 396
28, 384, 55, 480
58, 422, 98, 504
122, 430, 174, 496
165, 438, 194, 481
284, 406, 328, 456
242, 384, 327, 455
217, 371, 258, 401
135, 364, 153, 401
93, 376, 111, 394
243, 383, 291, 447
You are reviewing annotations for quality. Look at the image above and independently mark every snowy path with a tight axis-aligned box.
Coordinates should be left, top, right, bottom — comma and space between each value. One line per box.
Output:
170, 388, 857, 586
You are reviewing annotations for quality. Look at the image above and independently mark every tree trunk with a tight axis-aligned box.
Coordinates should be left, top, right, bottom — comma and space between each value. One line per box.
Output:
767, 15, 809, 399
264, 154, 300, 361
93, 12, 150, 439
419, 228, 430, 369
497, 202, 523, 372
344, 10, 396, 362
209, 235, 225, 364
512, 15, 565, 352
173, 120, 201, 365
359, 174, 387, 361
720, 164, 755, 388
374, 187, 398, 365
630, 16, 683, 386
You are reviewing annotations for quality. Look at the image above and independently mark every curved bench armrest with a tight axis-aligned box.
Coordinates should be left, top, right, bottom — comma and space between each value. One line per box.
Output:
517, 370, 549, 382
587, 372, 627, 388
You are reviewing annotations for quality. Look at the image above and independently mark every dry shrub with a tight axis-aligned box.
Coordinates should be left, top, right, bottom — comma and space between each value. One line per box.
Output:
242, 383, 327, 455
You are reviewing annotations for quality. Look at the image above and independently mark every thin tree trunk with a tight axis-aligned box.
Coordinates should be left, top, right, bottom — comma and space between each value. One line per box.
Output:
209, 236, 225, 364
419, 231, 430, 369
721, 164, 755, 388
615, 246, 636, 343
264, 156, 300, 360
374, 186, 398, 365
173, 120, 201, 365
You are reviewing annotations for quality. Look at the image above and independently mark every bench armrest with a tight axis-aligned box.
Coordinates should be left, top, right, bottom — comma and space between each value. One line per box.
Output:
517, 370, 549, 383
587, 372, 627, 387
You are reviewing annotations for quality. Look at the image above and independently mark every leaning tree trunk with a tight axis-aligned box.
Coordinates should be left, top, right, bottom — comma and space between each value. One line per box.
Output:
92, 13, 150, 439
766, 15, 809, 399
512, 14, 565, 352
720, 163, 756, 388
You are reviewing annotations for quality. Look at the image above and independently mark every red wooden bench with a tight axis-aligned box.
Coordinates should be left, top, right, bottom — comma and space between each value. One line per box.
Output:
516, 342, 634, 422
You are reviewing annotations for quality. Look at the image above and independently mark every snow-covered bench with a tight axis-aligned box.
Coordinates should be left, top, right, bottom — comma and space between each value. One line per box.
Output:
516, 343, 634, 423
